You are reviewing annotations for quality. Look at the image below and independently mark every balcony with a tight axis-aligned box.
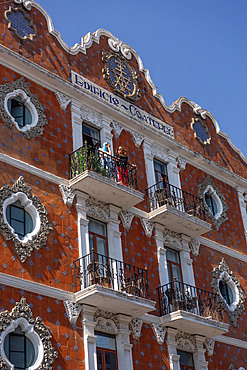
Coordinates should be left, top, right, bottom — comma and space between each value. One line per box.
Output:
145, 180, 211, 237
73, 251, 156, 316
69, 145, 143, 209
157, 281, 229, 337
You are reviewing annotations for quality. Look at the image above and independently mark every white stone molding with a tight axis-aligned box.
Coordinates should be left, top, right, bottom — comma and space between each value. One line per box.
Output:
189, 238, 200, 256
129, 319, 143, 340
141, 218, 154, 237
176, 331, 196, 351
211, 258, 246, 326
111, 120, 123, 138
193, 104, 207, 119
59, 184, 76, 207
163, 229, 183, 250
85, 196, 110, 221
176, 156, 187, 170
55, 91, 71, 110
0, 297, 57, 369
119, 210, 134, 230
63, 301, 81, 325
108, 37, 132, 60
151, 323, 166, 345
14, 0, 32, 10
0, 177, 52, 263
204, 338, 215, 356
93, 310, 119, 334
130, 131, 144, 148
80, 104, 103, 128
150, 143, 169, 162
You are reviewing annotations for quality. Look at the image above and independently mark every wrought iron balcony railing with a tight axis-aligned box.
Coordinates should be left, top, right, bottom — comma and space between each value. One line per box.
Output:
73, 251, 150, 299
157, 280, 223, 321
69, 144, 138, 189
145, 180, 206, 221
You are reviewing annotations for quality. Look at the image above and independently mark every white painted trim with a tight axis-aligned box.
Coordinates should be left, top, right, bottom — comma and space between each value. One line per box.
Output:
0, 272, 74, 301
0, 152, 68, 186
214, 335, 247, 349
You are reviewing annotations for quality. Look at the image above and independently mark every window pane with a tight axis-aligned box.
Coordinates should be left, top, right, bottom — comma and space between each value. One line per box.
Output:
89, 219, 106, 237
9, 351, 25, 368
154, 159, 167, 174
89, 234, 94, 252
105, 351, 117, 370
172, 264, 182, 282
25, 211, 33, 234
10, 204, 25, 222
96, 332, 116, 350
11, 219, 25, 236
97, 237, 107, 256
26, 337, 35, 367
9, 335, 25, 351
24, 106, 32, 125
167, 249, 179, 263
97, 349, 103, 370
177, 350, 194, 366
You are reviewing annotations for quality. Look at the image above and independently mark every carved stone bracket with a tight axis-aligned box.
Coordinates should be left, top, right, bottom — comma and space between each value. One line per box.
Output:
0, 77, 48, 139
111, 120, 123, 138
0, 297, 57, 368
176, 331, 197, 351
130, 131, 144, 148
176, 156, 187, 170
93, 310, 119, 334
86, 196, 110, 221
141, 218, 154, 237
108, 37, 132, 60
189, 238, 200, 256
0, 177, 52, 262
59, 185, 75, 207
211, 258, 246, 326
151, 323, 166, 345
81, 104, 103, 128
163, 229, 183, 250
14, 0, 32, 10
129, 319, 143, 340
55, 91, 71, 111
63, 301, 81, 325
119, 210, 134, 230
204, 338, 215, 356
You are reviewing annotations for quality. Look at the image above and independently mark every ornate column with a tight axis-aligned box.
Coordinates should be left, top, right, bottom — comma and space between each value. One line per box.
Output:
155, 225, 169, 286
142, 139, 156, 189
166, 152, 182, 190
116, 314, 133, 370
71, 101, 82, 150
101, 115, 113, 149
166, 328, 180, 370
76, 194, 90, 257
81, 305, 97, 370
180, 236, 196, 286
194, 335, 208, 370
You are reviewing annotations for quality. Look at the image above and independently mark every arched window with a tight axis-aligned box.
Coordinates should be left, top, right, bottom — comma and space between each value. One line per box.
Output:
219, 280, 234, 306
6, 200, 33, 240
4, 325, 35, 369
7, 96, 32, 128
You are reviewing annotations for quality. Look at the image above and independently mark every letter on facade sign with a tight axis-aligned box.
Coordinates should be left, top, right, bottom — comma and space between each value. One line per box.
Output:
129, 104, 136, 116
103, 92, 109, 101
84, 82, 91, 91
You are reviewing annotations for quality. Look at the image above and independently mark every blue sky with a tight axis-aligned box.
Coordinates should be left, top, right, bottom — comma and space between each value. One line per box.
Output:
37, 0, 247, 158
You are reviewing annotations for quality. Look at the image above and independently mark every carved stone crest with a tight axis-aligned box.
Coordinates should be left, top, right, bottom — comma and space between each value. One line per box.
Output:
211, 258, 246, 326
119, 210, 134, 229
86, 196, 110, 221
93, 310, 119, 334
141, 218, 154, 237
102, 51, 141, 102
129, 319, 143, 340
0, 77, 48, 139
55, 91, 71, 111
0, 298, 57, 368
151, 323, 166, 345
176, 331, 196, 351
63, 301, 81, 325
0, 177, 52, 262
59, 185, 75, 207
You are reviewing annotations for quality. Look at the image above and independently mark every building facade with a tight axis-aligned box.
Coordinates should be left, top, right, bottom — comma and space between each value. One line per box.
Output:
0, 1, 246, 369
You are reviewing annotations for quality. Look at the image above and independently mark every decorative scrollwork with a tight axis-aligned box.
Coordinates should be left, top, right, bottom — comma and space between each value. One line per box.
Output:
151, 323, 166, 345
130, 131, 144, 148
129, 319, 143, 340
59, 185, 75, 207
189, 238, 200, 256
204, 338, 215, 356
55, 91, 71, 111
111, 120, 123, 138
93, 310, 119, 333
63, 301, 81, 325
86, 196, 110, 221
176, 331, 196, 351
141, 218, 154, 237
119, 210, 134, 229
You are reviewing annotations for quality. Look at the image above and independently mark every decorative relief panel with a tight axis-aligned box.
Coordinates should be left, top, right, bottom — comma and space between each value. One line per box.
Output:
141, 218, 154, 237
59, 185, 75, 207
119, 210, 134, 230
150, 143, 169, 162
198, 175, 228, 230
55, 91, 71, 111
86, 196, 110, 221
63, 301, 81, 325
111, 120, 123, 138
80, 104, 103, 128
0, 297, 57, 369
189, 238, 200, 256
211, 258, 246, 326
129, 319, 143, 340
151, 323, 166, 345
4, 6, 36, 40
130, 131, 144, 148
0, 77, 48, 139
204, 338, 215, 356
176, 331, 196, 351
102, 51, 141, 102
93, 310, 119, 334
163, 229, 183, 250
0, 177, 52, 263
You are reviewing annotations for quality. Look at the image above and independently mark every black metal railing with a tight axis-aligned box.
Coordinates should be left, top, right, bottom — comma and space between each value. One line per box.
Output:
69, 144, 138, 189
145, 180, 206, 221
73, 251, 150, 299
157, 280, 223, 321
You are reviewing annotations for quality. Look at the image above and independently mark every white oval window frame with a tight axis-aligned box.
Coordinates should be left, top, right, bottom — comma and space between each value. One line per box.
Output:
4, 89, 39, 133
1, 317, 44, 370
3, 192, 41, 244
203, 184, 223, 220
218, 271, 240, 312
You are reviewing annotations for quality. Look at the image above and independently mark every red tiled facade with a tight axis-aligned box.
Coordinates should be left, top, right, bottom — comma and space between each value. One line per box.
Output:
0, 2, 246, 370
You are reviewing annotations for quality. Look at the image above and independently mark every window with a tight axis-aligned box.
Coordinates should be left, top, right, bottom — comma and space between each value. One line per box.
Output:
82, 123, 100, 148
88, 218, 108, 256
205, 192, 217, 216
6, 200, 33, 240
177, 350, 194, 370
96, 332, 118, 370
7, 96, 32, 128
219, 280, 233, 306
166, 248, 182, 283
154, 159, 168, 185
4, 326, 35, 370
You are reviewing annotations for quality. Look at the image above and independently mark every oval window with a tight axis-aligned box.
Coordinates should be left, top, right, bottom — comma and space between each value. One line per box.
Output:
205, 192, 218, 216
6, 200, 33, 240
7, 96, 32, 128
219, 280, 234, 306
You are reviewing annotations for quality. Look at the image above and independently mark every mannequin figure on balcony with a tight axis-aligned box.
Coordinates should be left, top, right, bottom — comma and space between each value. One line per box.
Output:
115, 146, 129, 185
99, 142, 112, 177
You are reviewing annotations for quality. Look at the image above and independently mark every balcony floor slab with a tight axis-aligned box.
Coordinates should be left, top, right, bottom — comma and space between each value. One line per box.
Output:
69, 170, 143, 209
160, 310, 229, 337
148, 204, 211, 238
75, 284, 156, 317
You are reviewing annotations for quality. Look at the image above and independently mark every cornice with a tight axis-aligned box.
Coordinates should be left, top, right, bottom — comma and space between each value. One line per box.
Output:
0, 272, 74, 301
